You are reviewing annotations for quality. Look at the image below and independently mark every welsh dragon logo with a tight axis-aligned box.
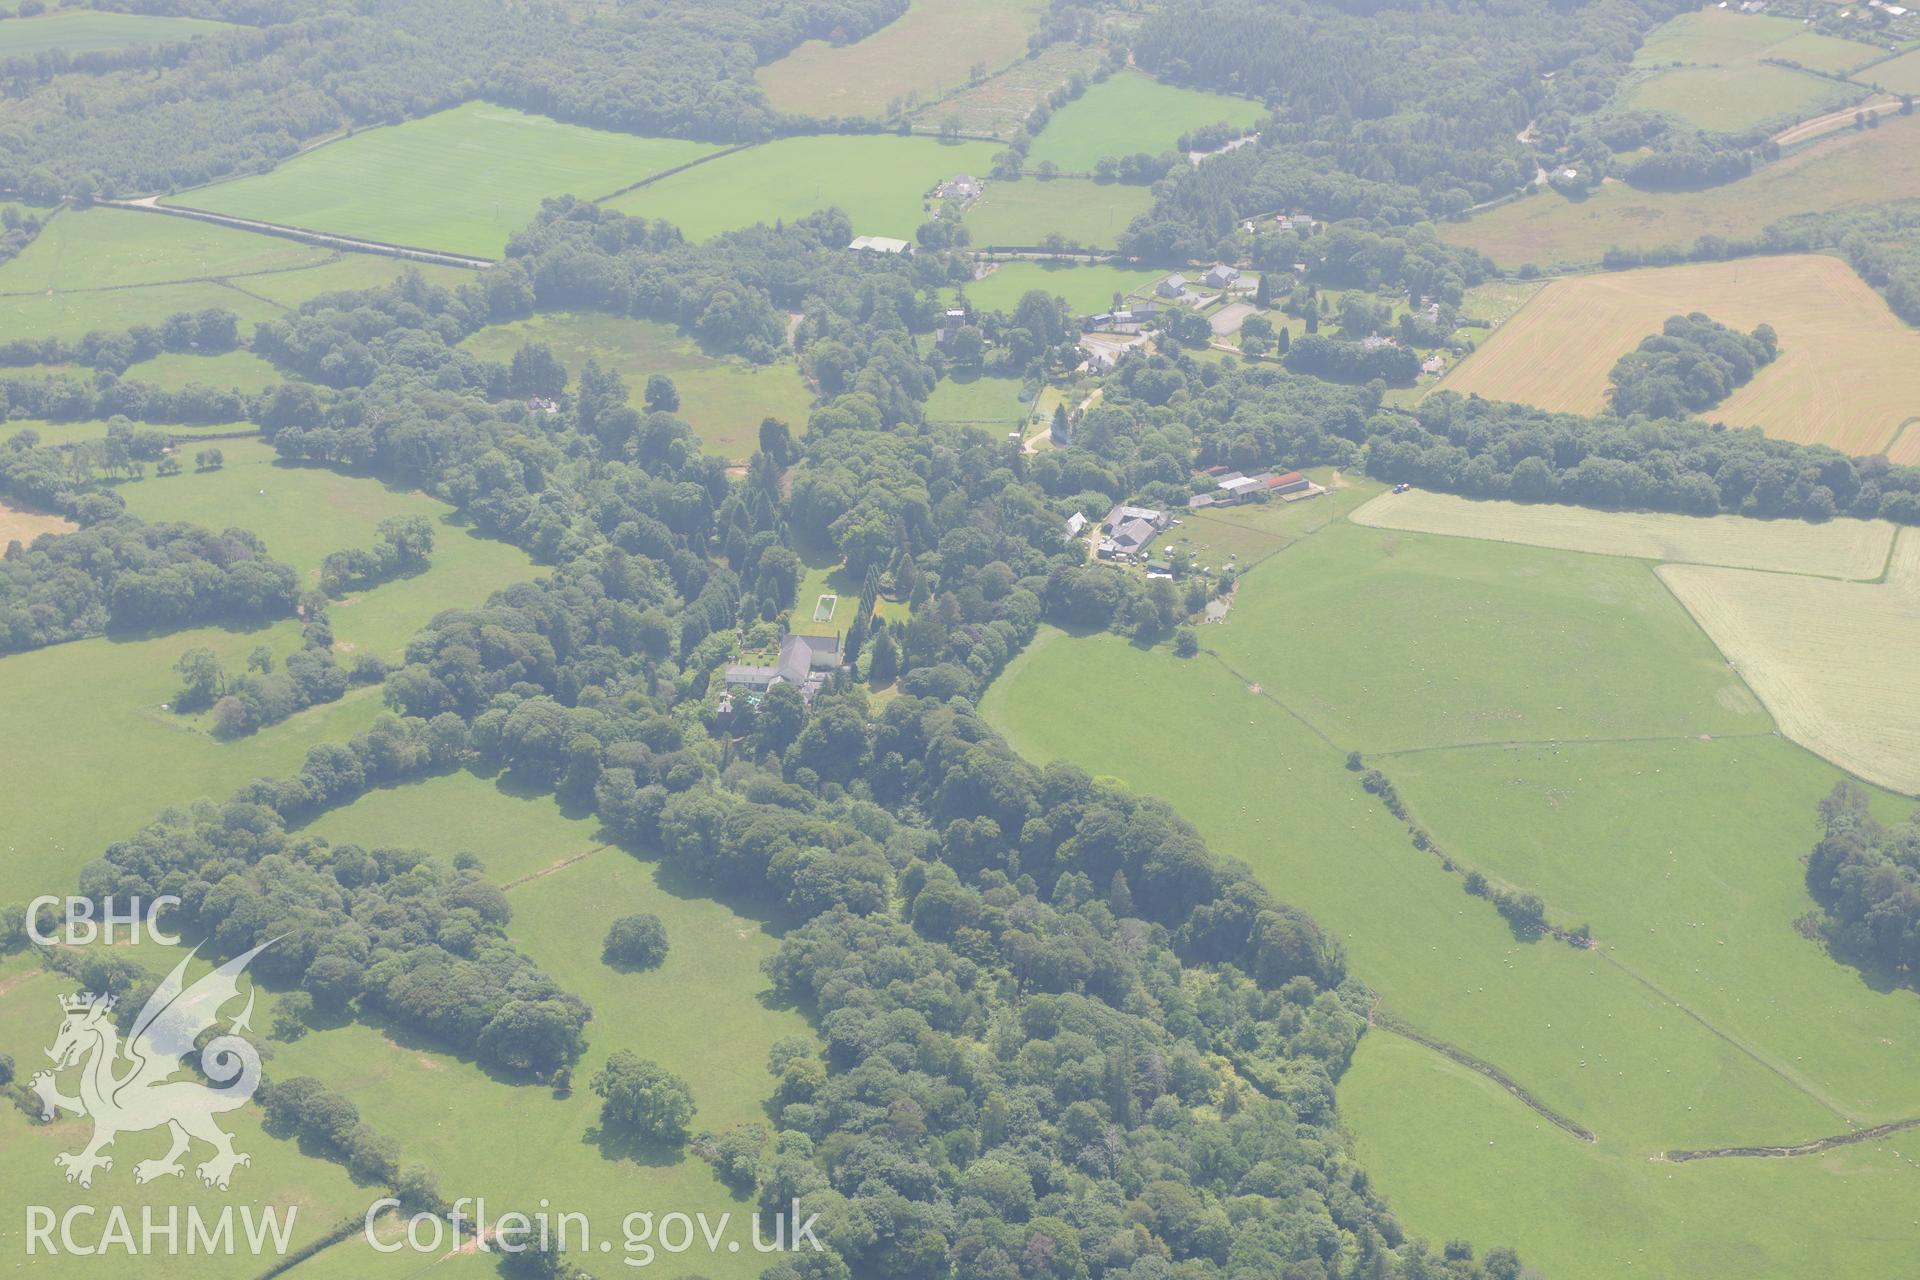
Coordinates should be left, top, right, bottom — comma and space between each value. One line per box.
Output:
29, 941, 272, 1190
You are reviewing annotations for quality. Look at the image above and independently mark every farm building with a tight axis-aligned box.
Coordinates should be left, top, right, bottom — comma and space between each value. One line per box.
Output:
938, 175, 982, 200
1066, 511, 1088, 538
849, 235, 912, 254
724, 632, 842, 702
1157, 274, 1189, 299
1265, 471, 1311, 495
1098, 503, 1168, 559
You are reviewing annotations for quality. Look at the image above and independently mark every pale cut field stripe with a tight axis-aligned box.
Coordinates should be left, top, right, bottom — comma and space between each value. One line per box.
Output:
1351, 490, 1894, 579
1658, 530, 1920, 796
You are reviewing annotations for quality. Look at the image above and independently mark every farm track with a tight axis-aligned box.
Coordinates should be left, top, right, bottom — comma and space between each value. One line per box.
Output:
1663, 1115, 1920, 1162
1595, 945, 1854, 1122
96, 197, 494, 269
500, 844, 611, 891
1369, 729, 1776, 760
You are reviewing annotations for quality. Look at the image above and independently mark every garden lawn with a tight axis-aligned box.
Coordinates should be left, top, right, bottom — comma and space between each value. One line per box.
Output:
960, 178, 1153, 248
958, 261, 1163, 314
1023, 70, 1264, 173
603, 135, 1004, 242
175, 103, 726, 258
459, 311, 813, 460
924, 373, 1028, 428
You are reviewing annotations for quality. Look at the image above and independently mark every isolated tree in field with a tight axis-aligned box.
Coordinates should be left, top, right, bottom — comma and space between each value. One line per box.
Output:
602, 913, 669, 969
644, 374, 679, 413
593, 1051, 695, 1143
1173, 627, 1199, 658
247, 645, 274, 675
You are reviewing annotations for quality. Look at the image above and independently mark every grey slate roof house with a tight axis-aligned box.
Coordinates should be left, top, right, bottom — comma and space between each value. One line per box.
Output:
724, 632, 842, 700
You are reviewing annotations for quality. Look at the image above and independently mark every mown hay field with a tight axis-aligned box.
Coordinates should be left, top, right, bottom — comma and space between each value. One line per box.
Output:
1434, 255, 1920, 455
603, 134, 1003, 242
460, 310, 813, 460
0, 495, 76, 545
1890, 422, 1920, 465
176, 103, 725, 258
1658, 529, 1920, 795
1022, 70, 1265, 173
756, 0, 1045, 119
1440, 111, 1920, 267
1351, 490, 1895, 578
960, 177, 1154, 248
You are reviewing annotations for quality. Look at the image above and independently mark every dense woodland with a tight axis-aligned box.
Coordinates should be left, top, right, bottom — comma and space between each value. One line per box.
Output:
0, 0, 909, 195
1120, 0, 1696, 254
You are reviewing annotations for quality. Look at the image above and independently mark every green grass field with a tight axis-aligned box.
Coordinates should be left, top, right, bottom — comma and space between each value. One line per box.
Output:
1625, 63, 1856, 132
124, 348, 283, 394
4, 418, 258, 448
175, 104, 726, 258
756, 0, 1046, 118
1633, 8, 1873, 74
273, 775, 813, 1279
924, 372, 1028, 427
0, 956, 372, 1280
957, 260, 1164, 314
960, 177, 1154, 248
1204, 520, 1768, 752
0, 208, 334, 290
0, 9, 234, 55
112, 438, 535, 657
603, 135, 1004, 242
1872, 46, 1920, 93
1023, 70, 1265, 173
979, 501, 1920, 1277
1441, 111, 1920, 267
0, 207, 471, 344
460, 310, 812, 460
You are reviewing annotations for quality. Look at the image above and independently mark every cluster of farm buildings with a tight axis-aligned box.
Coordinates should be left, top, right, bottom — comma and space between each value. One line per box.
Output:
1072, 467, 1326, 565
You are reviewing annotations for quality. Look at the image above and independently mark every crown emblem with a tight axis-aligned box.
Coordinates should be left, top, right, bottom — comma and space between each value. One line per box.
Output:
60, 991, 113, 1014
